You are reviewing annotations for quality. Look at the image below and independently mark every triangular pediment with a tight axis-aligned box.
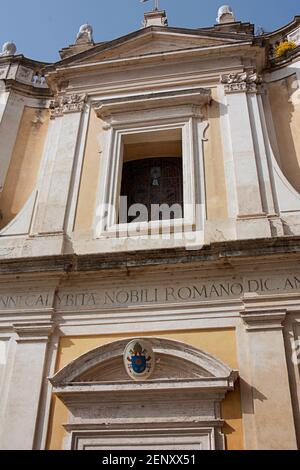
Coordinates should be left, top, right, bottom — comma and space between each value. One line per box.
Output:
77, 34, 232, 63
56, 27, 248, 67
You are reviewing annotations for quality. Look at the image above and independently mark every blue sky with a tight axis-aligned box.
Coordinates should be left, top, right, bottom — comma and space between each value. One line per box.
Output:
0, 0, 299, 62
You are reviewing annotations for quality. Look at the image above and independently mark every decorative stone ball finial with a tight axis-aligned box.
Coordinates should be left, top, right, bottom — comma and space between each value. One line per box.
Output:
76, 24, 94, 44
0, 41, 17, 57
217, 5, 235, 24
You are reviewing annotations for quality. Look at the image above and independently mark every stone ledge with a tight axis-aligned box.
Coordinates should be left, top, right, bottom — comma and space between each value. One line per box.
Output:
0, 236, 300, 276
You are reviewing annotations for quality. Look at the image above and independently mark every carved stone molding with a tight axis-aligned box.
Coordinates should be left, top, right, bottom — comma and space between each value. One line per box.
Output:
13, 321, 55, 343
50, 337, 238, 387
50, 94, 87, 119
142, 10, 168, 28
50, 338, 237, 451
92, 88, 212, 121
240, 309, 287, 332
220, 71, 262, 94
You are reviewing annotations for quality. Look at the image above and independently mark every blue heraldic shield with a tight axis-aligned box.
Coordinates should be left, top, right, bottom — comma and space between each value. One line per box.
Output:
131, 355, 147, 374
127, 342, 151, 376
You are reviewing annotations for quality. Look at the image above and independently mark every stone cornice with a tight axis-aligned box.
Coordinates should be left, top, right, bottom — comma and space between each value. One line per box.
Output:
44, 40, 264, 96
262, 15, 300, 40
268, 47, 300, 72
0, 236, 300, 277
1, 79, 52, 100
54, 377, 236, 401
93, 88, 212, 119
240, 309, 287, 332
46, 26, 256, 71
0, 54, 49, 69
0, 56, 52, 99
13, 321, 55, 343
47, 41, 257, 80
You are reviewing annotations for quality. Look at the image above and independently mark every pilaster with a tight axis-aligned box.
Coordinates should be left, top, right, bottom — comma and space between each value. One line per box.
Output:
33, 94, 87, 239
0, 321, 54, 450
220, 71, 271, 239
240, 299, 297, 449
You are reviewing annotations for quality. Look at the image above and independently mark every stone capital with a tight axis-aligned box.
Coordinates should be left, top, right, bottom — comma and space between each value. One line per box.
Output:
13, 321, 55, 343
240, 309, 286, 332
220, 71, 262, 94
49, 93, 87, 119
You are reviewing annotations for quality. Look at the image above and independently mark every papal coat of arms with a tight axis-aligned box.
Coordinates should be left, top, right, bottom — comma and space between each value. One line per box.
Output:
124, 340, 155, 381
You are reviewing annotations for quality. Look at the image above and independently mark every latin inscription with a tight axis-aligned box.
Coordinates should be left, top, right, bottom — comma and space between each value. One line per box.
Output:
0, 275, 300, 312
54, 275, 300, 310
0, 293, 50, 310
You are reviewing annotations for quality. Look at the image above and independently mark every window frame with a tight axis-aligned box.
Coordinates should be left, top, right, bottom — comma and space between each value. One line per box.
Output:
92, 92, 209, 241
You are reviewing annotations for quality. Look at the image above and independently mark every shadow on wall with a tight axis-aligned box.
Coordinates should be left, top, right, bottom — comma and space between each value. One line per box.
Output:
0, 107, 49, 231
268, 75, 300, 193
238, 378, 267, 415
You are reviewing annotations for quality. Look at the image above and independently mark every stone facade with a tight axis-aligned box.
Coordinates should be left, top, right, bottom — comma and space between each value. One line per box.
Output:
0, 6, 300, 450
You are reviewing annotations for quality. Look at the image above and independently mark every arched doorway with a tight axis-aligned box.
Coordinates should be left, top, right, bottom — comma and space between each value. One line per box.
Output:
50, 338, 238, 450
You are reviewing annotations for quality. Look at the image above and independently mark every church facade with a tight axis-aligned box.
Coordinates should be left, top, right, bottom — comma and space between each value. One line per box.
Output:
0, 5, 300, 450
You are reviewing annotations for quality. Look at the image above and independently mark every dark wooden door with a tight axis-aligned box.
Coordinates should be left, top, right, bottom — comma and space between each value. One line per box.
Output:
120, 157, 183, 223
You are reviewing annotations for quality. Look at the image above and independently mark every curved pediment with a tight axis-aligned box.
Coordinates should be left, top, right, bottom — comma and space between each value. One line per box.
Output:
50, 337, 236, 386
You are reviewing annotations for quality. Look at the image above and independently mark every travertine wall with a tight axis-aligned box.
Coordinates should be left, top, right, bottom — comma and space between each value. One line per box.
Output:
268, 75, 300, 193
0, 106, 49, 229
203, 87, 228, 220
74, 110, 103, 232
